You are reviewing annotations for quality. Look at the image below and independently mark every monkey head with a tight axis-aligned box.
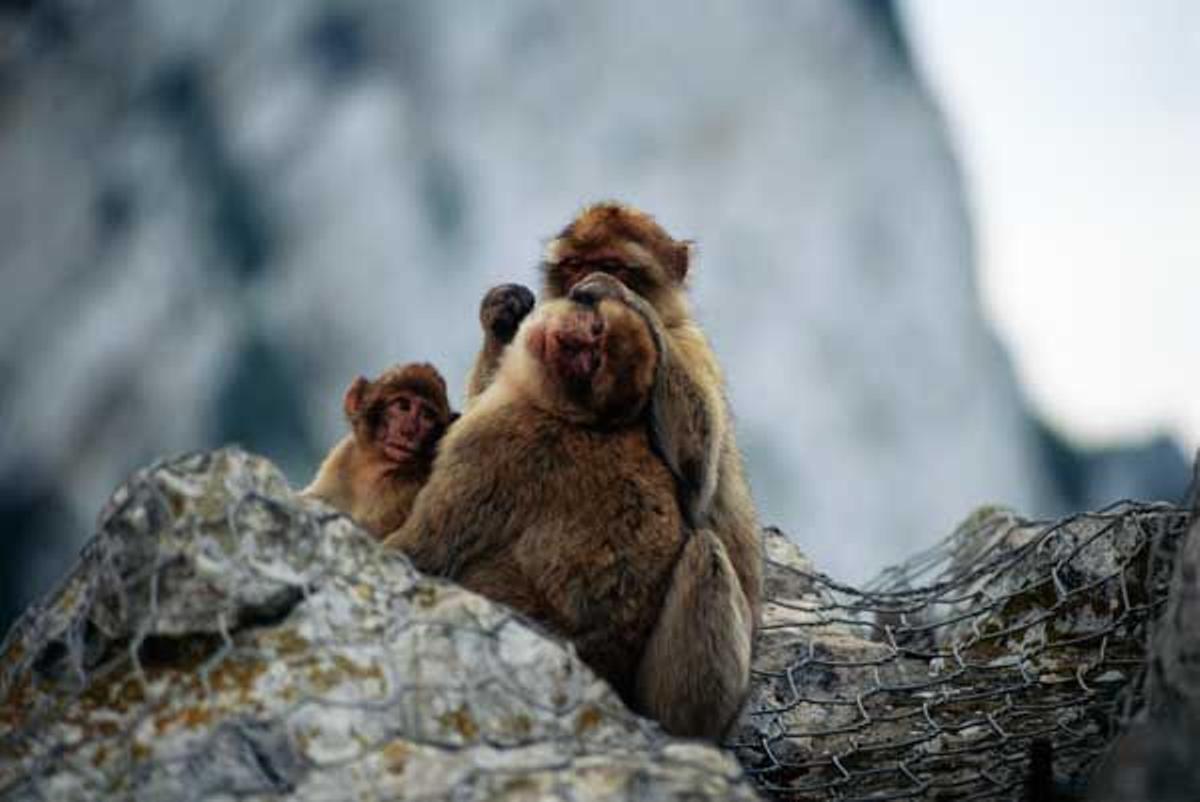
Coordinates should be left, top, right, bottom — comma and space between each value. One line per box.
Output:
507, 296, 658, 427
542, 202, 694, 321
343, 363, 452, 469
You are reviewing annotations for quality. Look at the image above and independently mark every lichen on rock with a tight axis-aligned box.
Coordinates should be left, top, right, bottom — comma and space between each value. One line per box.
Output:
0, 448, 759, 801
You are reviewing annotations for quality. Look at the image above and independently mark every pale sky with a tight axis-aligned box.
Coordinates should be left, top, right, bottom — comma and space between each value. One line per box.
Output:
901, 0, 1200, 449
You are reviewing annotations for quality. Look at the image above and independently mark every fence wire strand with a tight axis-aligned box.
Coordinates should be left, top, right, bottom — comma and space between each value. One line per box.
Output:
733, 501, 1194, 800
0, 447, 1194, 801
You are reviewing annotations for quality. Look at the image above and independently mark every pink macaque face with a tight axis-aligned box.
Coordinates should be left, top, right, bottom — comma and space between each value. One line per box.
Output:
374, 391, 442, 462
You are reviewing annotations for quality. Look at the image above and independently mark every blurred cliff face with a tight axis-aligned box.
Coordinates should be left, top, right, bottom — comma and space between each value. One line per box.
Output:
0, 1, 1184, 629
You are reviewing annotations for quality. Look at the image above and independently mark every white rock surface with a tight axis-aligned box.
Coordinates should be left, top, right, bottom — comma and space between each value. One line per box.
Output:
0, 2, 1053, 609
0, 448, 760, 801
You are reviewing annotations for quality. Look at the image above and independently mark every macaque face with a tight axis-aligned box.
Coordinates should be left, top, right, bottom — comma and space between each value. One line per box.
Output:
543, 203, 690, 301
518, 298, 656, 425
373, 390, 442, 463
344, 367, 450, 468
552, 255, 646, 297
525, 302, 607, 389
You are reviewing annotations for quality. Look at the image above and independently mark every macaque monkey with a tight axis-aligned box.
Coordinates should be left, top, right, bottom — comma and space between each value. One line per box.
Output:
467, 202, 764, 659
386, 294, 751, 737
303, 363, 453, 538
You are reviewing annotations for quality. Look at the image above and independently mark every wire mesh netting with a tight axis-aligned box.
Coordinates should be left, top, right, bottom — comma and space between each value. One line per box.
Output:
732, 502, 1195, 800
0, 449, 759, 801
0, 447, 1194, 800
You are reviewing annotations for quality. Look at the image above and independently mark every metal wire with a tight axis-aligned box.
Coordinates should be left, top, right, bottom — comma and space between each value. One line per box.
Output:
0, 447, 1193, 801
732, 502, 1194, 800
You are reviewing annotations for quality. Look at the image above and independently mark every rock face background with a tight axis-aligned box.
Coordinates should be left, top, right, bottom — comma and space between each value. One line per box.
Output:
0, 1, 1188, 628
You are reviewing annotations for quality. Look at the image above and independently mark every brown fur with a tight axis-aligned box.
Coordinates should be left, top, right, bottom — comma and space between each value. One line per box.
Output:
303, 363, 452, 538
386, 298, 695, 719
544, 203, 763, 619
461, 202, 761, 737
465, 283, 535, 407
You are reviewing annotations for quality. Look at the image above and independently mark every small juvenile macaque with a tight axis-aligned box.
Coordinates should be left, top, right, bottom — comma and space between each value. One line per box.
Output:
385, 293, 751, 737
303, 363, 453, 538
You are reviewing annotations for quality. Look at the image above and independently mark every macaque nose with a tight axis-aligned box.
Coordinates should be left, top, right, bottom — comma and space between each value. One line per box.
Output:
401, 412, 422, 437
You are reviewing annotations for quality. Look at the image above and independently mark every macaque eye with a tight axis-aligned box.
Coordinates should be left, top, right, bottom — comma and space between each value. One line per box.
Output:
420, 407, 436, 424
397, 397, 411, 413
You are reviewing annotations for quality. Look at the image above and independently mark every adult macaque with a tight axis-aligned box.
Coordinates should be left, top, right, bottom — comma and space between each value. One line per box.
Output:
386, 294, 751, 737
303, 363, 453, 538
468, 202, 764, 649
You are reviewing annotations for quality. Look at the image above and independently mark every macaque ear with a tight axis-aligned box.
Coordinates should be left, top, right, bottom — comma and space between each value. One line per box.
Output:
343, 376, 369, 419
669, 240, 693, 282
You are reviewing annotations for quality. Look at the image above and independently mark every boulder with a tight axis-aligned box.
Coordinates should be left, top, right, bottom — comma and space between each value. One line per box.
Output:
0, 449, 759, 801
3, 447, 1193, 801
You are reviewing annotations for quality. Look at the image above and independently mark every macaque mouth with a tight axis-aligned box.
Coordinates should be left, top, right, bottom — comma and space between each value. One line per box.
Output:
380, 438, 418, 462
547, 310, 607, 382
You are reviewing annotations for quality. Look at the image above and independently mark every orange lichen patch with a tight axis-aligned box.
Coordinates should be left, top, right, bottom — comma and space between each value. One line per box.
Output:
153, 704, 214, 735
0, 675, 34, 729
508, 714, 533, 736
574, 705, 603, 735
382, 741, 410, 775
439, 706, 479, 741
3, 641, 24, 665
411, 586, 439, 608
264, 628, 311, 657
501, 777, 540, 795
305, 654, 384, 694
91, 719, 121, 739
66, 672, 152, 724
207, 657, 267, 704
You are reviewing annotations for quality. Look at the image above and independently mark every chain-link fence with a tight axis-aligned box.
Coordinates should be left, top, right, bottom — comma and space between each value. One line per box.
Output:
733, 501, 1195, 800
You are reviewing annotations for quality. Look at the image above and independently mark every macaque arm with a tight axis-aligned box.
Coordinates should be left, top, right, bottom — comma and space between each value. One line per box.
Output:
651, 339, 723, 526
465, 284, 536, 406
570, 273, 721, 526
465, 340, 504, 405
382, 454, 512, 578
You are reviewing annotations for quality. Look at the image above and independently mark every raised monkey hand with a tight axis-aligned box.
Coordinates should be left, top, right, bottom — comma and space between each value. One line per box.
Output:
466, 283, 537, 404
480, 283, 536, 345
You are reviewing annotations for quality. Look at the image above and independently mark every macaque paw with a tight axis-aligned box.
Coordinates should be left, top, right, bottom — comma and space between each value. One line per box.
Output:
480, 283, 536, 344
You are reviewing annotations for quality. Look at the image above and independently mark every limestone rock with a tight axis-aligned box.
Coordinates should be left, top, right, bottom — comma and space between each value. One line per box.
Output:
0, 448, 759, 802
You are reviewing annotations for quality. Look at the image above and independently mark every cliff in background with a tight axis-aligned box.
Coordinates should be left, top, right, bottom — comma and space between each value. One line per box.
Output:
0, 1, 1187, 631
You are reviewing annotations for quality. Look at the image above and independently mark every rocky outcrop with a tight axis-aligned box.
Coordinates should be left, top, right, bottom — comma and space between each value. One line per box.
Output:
1086, 470, 1200, 802
2, 448, 1194, 800
0, 449, 759, 801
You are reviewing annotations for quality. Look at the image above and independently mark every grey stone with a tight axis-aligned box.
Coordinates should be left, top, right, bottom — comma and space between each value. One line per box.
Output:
0, 448, 760, 802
